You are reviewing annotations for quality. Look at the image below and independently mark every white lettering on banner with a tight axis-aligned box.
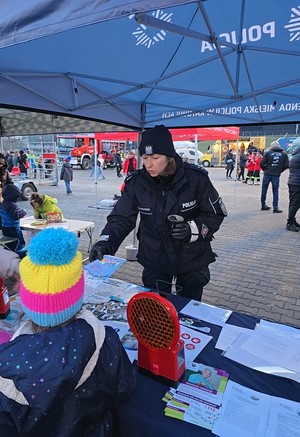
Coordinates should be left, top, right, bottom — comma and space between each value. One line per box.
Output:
161, 101, 300, 120
279, 103, 300, 111
201, 21, 275, 52
215, 107, 242, 115
244, 105, 275, 113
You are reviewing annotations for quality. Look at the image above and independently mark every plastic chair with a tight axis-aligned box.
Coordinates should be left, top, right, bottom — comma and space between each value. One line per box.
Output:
10, 166, 21, 176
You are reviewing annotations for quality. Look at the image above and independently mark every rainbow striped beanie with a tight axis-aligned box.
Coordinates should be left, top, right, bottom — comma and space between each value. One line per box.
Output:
20, 227, 84, 327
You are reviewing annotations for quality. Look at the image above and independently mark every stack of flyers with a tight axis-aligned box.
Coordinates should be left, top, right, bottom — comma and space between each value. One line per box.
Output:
163, 363, 229, 430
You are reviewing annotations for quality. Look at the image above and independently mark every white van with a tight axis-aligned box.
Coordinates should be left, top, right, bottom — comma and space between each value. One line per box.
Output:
174, 141, 203, 164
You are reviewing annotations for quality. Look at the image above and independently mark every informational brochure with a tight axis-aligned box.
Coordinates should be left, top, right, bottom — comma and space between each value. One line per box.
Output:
84, 256, 126, 279
83, 300, 128, 322
212, 381, 300, 437
265, 397, 300, 437
215, 323, 253, 350
222, 332, 300, 383
109, 282, 150, 303
179, 325, 212, 367
180, 300, 232, 326
84, 277, 128, 303
164, 363, 229, 430
101, 320, 138, 363
240, 324, 300, 373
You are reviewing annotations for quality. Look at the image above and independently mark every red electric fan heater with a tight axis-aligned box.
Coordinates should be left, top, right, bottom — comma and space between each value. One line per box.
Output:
127, 292, 185, 383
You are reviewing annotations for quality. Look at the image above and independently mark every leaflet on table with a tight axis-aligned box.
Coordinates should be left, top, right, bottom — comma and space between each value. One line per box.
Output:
165, 399, 220, 430
163, 363, 229, 430
83, 276, 149, 304
222, 332, 300, 383
179, 325, 212, 367
84, 256, 125, 279
212, 380, 300, 437
240, 324, 300, 373
109, 283, 150, 303
0, 295, 29, 333
265, 397, 300, 437
258, 319, 300, 335
83, 300, 127, 322
180, 300, 232, 326
84, 277, 129, 303
101, 320, 138, 363
178, 314, 211, 334
215, 323, 253, 350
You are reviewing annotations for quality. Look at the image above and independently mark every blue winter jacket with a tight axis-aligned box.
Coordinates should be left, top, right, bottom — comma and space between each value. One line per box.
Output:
0, 184, 26, 244
0, 310, 135, 436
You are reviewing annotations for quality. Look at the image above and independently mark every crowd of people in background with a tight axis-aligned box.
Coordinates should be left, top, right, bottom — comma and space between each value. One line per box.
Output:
224, 139, 299, 230
3, 148, 56, 180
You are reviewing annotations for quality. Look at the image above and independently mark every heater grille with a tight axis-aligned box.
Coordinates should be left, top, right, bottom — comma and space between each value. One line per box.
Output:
127, 293, 179, 350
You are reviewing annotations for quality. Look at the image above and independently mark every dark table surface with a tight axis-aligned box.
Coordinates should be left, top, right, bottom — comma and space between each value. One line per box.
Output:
114, 294, 300, 437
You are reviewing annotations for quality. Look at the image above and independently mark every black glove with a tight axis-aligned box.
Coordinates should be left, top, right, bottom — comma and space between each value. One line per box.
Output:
89, 243, 109, 262
171, 222, 191, 242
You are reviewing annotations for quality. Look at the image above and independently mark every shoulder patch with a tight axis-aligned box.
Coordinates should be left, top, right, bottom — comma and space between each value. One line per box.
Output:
125, 169, 141, 183
184, 162, 208, 175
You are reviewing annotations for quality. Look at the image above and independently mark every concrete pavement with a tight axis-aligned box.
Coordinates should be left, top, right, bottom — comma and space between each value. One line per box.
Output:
19, 165, 300, 329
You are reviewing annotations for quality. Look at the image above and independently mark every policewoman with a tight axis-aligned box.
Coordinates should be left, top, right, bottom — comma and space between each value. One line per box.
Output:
89, 125, 227, 301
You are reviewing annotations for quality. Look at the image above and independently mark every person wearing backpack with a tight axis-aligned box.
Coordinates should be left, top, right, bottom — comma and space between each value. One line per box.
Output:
60, 156, 73, 195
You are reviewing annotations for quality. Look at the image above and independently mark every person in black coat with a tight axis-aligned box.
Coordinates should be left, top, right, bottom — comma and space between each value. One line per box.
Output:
114, 151, 123, 177
225, 149, 235, 179
286, 144, 300, 231
260, 141, 289, 212
18, 149, 28, 180
0, 155, 14, 203
89, 125, 227, 301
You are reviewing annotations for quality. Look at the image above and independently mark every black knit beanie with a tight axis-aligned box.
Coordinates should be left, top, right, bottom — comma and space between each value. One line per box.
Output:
138, 125, 176, 157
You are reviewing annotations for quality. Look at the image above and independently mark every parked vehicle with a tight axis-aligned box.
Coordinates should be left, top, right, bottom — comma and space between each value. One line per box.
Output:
174, 141, 203, 164
277, 136, 299, 151
287, 137, 300, 160
14, 180, 38, 200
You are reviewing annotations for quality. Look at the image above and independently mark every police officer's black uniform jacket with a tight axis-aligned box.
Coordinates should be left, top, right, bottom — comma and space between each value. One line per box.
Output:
98, 154, 227, 275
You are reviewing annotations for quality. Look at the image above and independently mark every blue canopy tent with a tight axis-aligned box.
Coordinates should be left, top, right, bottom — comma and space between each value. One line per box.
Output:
0, 0, 300, 129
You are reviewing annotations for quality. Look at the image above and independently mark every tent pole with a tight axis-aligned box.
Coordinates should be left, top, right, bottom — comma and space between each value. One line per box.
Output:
233, 134, 240, 205
94, 138, 98, 208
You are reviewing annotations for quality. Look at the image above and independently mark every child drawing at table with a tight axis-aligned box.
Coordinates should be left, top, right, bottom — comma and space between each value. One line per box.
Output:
29, 192, 63, 220
0, 184, 26, 254
0, 227, 136, 436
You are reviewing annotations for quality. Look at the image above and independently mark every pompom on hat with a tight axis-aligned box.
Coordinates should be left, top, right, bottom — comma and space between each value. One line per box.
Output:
138, 125, 176, 157
20, 228, 84, 327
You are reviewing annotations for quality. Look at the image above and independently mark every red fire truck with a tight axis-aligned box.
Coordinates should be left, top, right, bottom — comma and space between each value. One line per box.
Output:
57, 132, 139, 169
57, 127, 240, 170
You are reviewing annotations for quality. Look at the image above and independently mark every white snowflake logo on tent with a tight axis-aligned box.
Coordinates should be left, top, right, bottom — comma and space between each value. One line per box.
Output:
129, 10, 173, 48
284, 6, 300, 41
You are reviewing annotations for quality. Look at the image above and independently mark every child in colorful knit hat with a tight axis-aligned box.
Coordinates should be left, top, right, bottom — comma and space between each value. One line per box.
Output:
0, 227, 135, 436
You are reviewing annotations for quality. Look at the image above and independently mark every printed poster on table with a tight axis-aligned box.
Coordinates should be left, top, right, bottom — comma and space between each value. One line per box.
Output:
179, 324, 212, 367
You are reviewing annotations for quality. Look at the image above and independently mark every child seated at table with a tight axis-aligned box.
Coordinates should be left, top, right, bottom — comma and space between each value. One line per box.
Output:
0, 184, 27, 255
0, 227, 136, 436
29, 192, 63, 220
